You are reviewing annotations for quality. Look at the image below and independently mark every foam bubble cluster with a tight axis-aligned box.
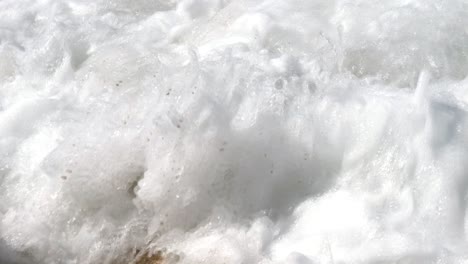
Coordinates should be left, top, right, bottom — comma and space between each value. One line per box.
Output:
1, 0, 468, 263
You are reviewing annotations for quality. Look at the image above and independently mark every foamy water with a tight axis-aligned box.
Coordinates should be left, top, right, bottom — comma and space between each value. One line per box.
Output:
1, 0, 468, 263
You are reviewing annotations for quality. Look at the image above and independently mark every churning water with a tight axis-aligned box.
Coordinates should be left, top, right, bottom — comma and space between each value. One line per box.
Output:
1, 0, 468, 263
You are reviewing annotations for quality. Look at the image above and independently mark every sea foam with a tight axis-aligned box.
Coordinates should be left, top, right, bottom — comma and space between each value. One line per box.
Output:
1, 0, 468, 263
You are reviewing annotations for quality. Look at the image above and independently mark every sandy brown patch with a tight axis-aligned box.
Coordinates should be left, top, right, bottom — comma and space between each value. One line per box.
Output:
133, 250, 164, 264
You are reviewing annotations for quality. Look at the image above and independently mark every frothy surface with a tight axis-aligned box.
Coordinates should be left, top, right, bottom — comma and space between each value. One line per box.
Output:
1, 0, 468, 263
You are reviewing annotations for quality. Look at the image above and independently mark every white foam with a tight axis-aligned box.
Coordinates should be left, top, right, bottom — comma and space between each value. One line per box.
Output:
1, 0, 468, 263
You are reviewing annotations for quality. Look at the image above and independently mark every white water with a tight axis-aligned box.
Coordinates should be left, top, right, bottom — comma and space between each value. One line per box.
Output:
1, 0, 468, 263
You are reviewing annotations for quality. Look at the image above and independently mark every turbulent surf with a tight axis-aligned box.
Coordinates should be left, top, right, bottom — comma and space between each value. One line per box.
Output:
1, 0, 468, 263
